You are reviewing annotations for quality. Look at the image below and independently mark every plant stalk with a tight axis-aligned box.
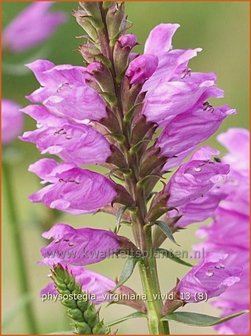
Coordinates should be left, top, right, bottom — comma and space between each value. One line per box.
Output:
97, 4, 170, 333
3, 161, 38, 333
138, 226, 170, 334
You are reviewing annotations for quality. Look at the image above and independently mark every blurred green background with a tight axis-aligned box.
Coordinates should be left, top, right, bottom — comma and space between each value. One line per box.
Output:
2, 1, 249, 334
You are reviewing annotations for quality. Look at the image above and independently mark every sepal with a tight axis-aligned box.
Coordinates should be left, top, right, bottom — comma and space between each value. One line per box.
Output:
106, 3, 128, 45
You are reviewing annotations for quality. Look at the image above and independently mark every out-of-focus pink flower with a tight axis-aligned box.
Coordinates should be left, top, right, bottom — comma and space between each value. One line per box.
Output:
177, 253, 241, 303
29, 159, 117, 215
218, 128, 250, 174
26, 60, 107, 121
2, 99, 23, 144
3, 2, 66, 53
21, 105, 111, 165
195, 128, 250, 334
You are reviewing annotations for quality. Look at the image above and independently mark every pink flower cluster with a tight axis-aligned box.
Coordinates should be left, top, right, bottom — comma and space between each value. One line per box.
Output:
21, 16, 247, 318
196, 129, 250, 334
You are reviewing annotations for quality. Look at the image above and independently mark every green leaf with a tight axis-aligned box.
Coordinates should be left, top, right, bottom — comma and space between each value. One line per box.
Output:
113, 256, 140, 290
156, 248, 192, 267
154, 220, 180, 246
107, 312, 146, 327
161, 311, 248, 327
115, 206, 128, 233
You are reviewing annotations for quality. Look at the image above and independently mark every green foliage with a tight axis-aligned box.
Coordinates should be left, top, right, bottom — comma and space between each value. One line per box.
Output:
156, 248, 192, 267
52, 265, 110, 335
113, 256, 140, 290
107, 311, 146, 327
161, 311, 249, 327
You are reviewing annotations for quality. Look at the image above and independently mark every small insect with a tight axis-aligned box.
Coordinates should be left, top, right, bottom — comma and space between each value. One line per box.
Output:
181, 67, 192, 79
203, 101, 214, 113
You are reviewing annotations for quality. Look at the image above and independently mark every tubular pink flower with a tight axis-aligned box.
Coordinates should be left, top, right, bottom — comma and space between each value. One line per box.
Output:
29, 159, 117, 214
168, 189, 227, 228
2, 99, 23, 144
21, 105, 111, 165
126, 54, 158, 85
26, 60, 107, 121
3, 2, 66, 53
177, 253, 241, 303
143, 72, 225, 127
40, 223, 121, 266
165, 147, 230, 208
158, 104, 235, 171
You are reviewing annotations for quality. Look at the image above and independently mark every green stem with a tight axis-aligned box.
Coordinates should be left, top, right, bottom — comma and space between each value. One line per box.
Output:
138, 226, 170, 334
97, 5, 169, 333
3, 161, 38, 333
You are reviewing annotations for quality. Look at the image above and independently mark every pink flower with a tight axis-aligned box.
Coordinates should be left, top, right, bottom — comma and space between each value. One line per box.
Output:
133, 24, 235, 169
40, 223, 121, 266
2, 99, 23, 144
26, 60, 107, 121
29, 159, 117, 215
165, 147, 229, 208
169, 189, 226, 229
126, 54, 158, 85
142, 24, 202, 91
144, 23, 180, 55
177, 253, 241, 303
158, 104, 235, 171
21, 105, 111, 165
3, 2, 66, 53
143, 72, 225, 127
41, 265, 116, 304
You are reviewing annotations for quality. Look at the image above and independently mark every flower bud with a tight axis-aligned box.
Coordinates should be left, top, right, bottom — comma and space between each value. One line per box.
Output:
92, 321, 108, 334
73, 9, 98, 42
79, 43, 101, 64
84, 305, 99, 328
114, 34, 138, 76
86, 62, 116, 102
79, 2, 103, 29
126, 54, 158, 85
119, 34, 137, 48
106, 3, 127, 45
